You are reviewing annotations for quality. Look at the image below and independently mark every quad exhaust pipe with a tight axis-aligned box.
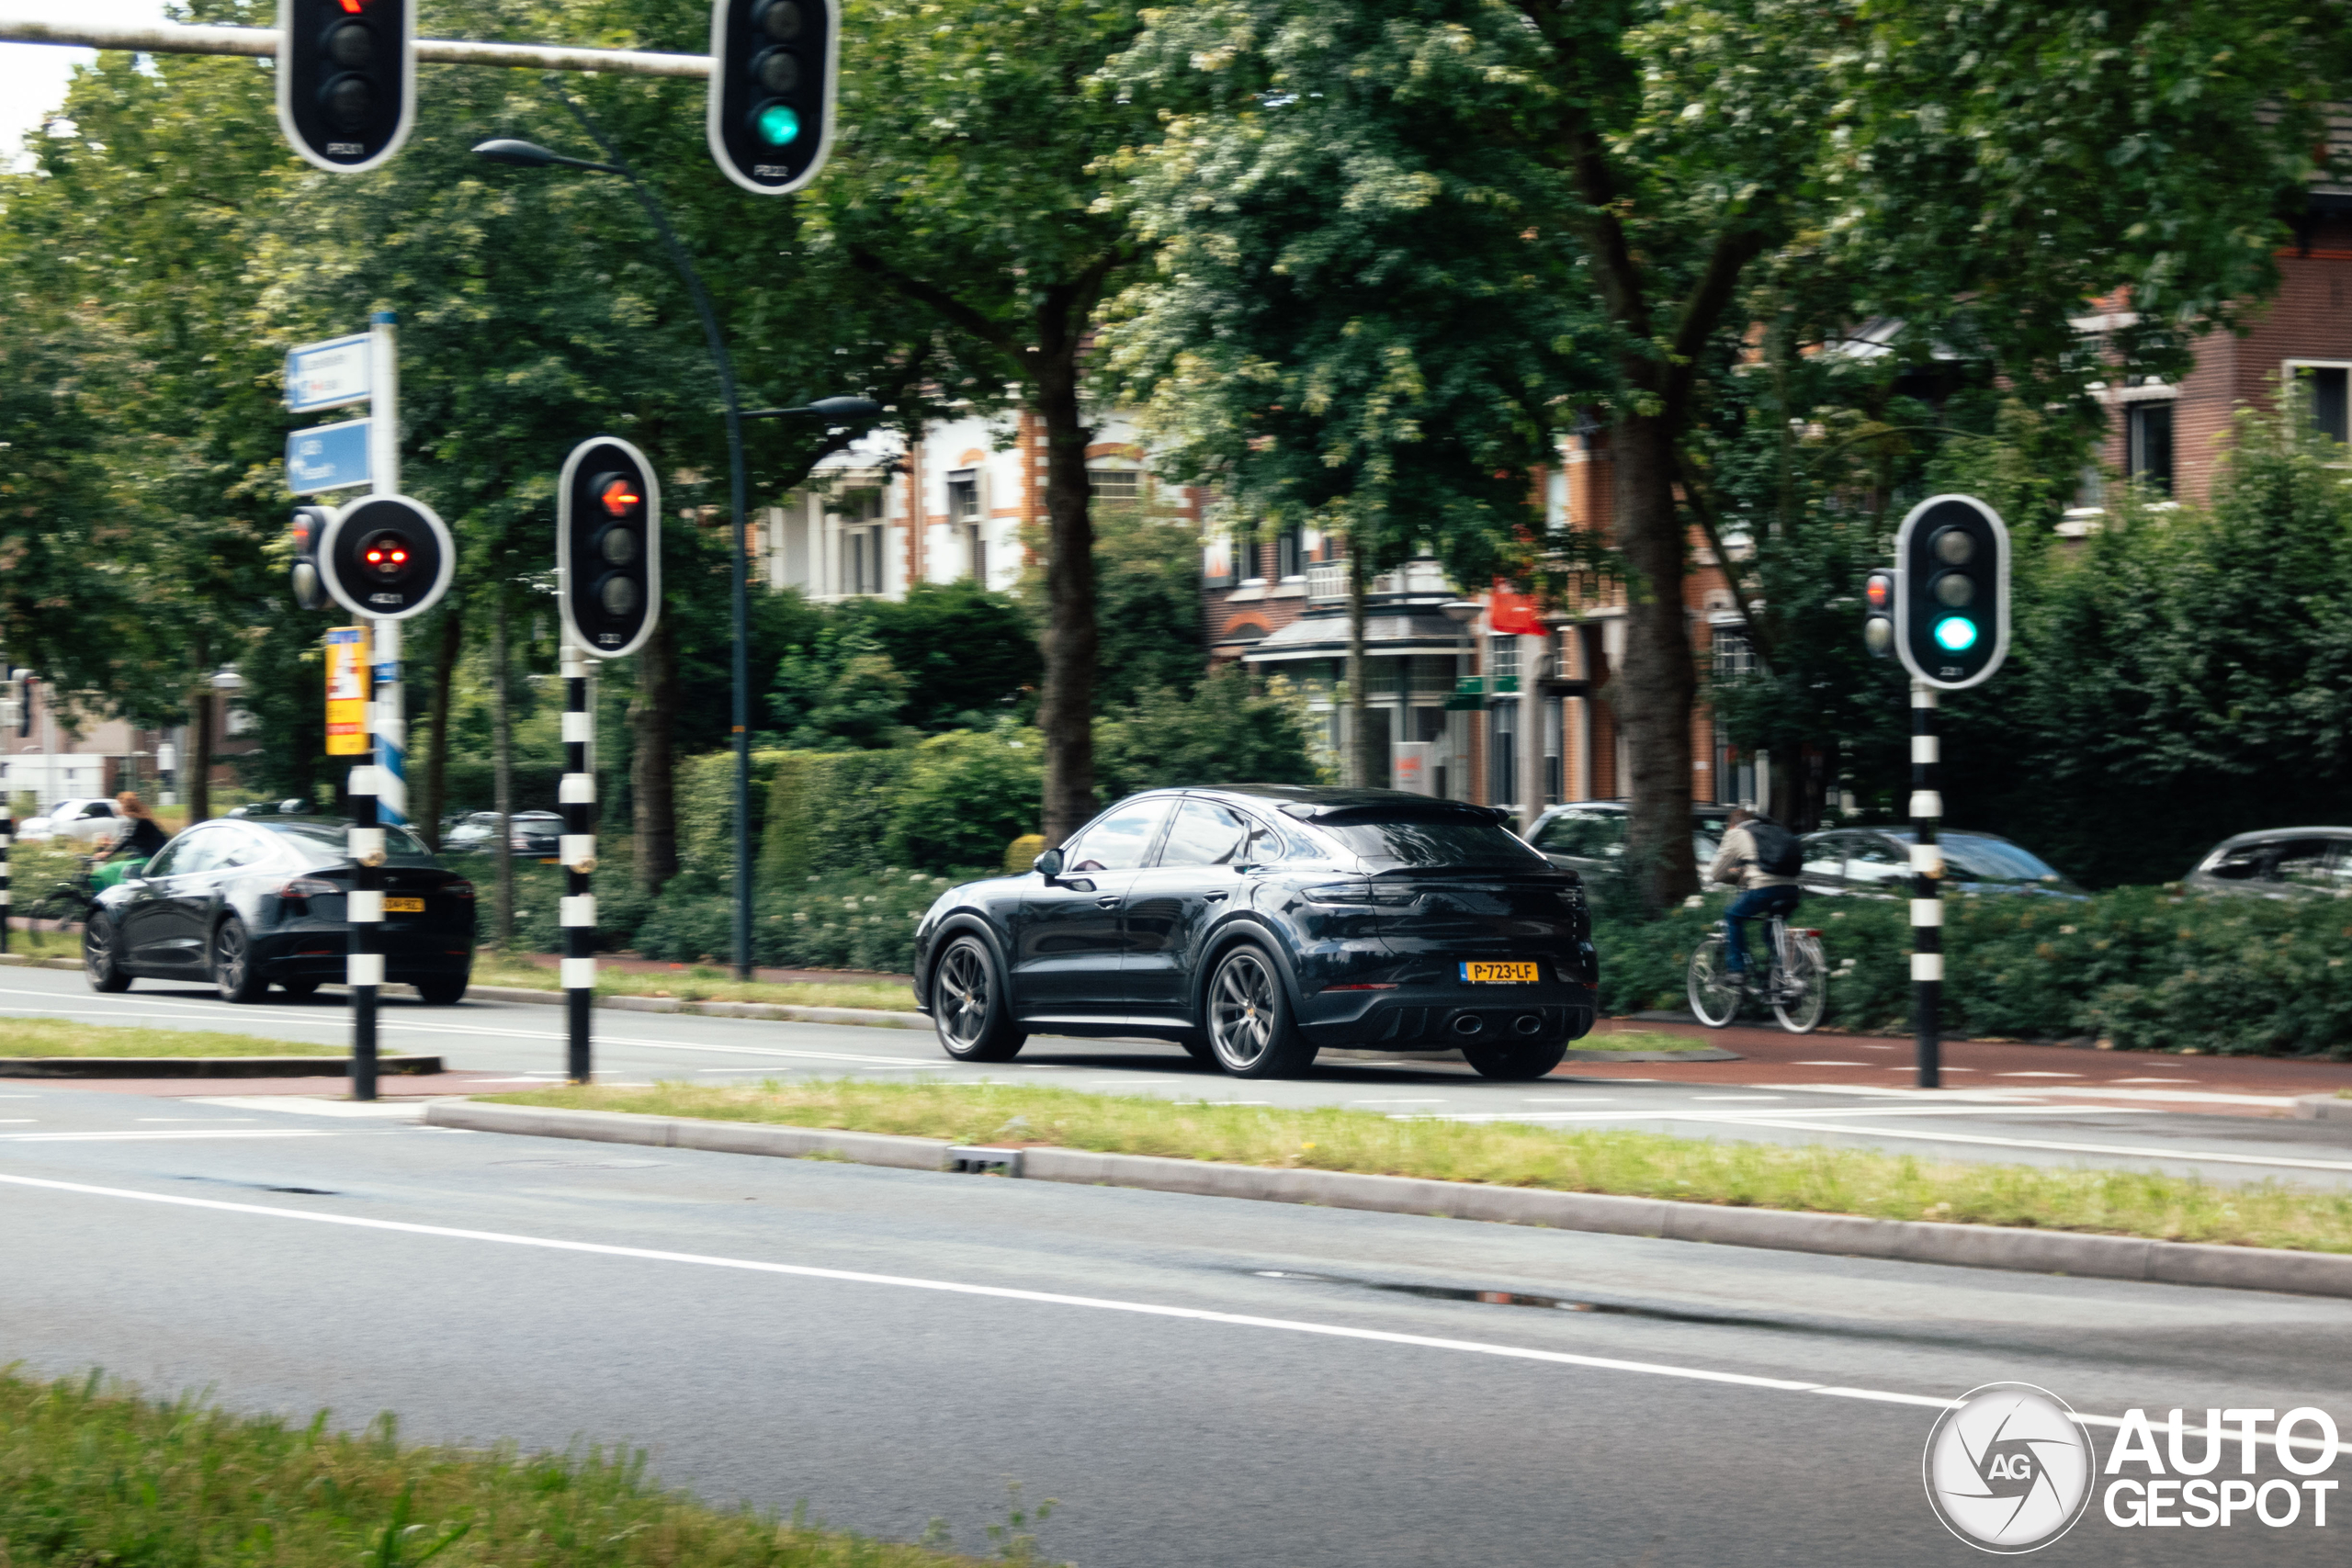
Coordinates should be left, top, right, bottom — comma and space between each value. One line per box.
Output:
1510, 1013, 1544, 1038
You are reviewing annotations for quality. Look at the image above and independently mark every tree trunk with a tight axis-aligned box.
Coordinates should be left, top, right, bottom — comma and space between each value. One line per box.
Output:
629, 612, 679, 895
419, 606, 463, 850
1346, 544, 1378, 788
1613, 410, 1698, 914
187, 691, 213, 825
1034, 350, 1098, 846
492, 599, 515, 948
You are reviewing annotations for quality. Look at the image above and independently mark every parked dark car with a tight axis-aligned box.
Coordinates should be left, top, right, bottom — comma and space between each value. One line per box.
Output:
1797, 828, 2086, 899
443, 809, 563, 858
910, 785, 1599, 1080
1523, 801, 1731, 882
2183, 828, 2352, 898
84, 817, 477, 1003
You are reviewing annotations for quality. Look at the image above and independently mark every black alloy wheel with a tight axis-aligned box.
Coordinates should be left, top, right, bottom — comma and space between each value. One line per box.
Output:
1463, 1039, 1570, 1081
931, 936, 1026, 1062
212, 917, 269, 1003
84, 912, 132, 993
1204, 943, 1316, 1078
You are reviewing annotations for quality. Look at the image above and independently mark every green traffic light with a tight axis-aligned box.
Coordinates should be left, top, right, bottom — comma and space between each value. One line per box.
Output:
1933, 615, 1979, 653
754, 102, 801, 147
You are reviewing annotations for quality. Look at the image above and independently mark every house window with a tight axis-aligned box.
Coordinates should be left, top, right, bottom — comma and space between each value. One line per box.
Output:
1487, 637, 1519, 682
967, 524, 987, 586
1712, 626, 1755, 681
1275, 525, 1303, 580
2290, 363, 2350, 446
2126, 401, 2174, 495
844, 525, 887, 596
1088, 468, 1139, 503
945, 469, 980, 521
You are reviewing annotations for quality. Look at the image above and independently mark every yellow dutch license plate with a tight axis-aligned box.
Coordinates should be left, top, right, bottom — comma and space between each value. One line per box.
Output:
1460, 961, 1540, 985
384, 897, 426, 914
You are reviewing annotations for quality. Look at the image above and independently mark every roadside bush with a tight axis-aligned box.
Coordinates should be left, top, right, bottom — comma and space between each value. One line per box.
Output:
631, 867, 967, 973
755, 748, 918, 885
1092, 666, 1320, 797
1594, 886, 2352, 1056
883, 723, 1044, 874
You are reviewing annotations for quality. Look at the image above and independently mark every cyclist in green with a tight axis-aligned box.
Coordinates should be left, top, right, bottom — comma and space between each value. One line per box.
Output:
1706, 806, 1803, 987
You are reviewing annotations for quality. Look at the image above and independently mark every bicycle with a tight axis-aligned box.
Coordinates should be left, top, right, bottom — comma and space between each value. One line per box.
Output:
1687, 910, 1828, 1033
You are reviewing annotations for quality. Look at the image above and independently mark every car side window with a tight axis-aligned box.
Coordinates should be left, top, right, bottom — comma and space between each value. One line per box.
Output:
1159, 799, 1254, 868
82, 802, 115, 819
1801, 833, 1848, 884
2271, 839, 2336, 888
1062, 799, 1174, 873
1534, 809, 1623, 858
140, 838, 185, 878
214, 828, 267, 871
1845, 835, 1909, 887
2205, 843, 2267, 881
170, 829, 229, 875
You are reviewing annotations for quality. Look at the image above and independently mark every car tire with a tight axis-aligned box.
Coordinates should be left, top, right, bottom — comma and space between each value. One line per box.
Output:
211, 917, 269, 1004
1463, 1040, 1569, 1081
84, 912, 132, 993
277, 976, 322, 1000
1203, 942, 1317, 1078
415, 974, 469, 1006
930, 935, 1026, 1062
1175, 1030, 1217, 1065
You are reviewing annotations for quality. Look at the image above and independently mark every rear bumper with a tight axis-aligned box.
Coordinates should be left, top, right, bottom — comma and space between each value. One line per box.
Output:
254, 926, 475, 981
1296, 983, 1598, 1050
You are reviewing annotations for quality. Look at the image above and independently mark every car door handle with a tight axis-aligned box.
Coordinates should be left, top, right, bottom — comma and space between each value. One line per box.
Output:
1097, 896, 1121, 908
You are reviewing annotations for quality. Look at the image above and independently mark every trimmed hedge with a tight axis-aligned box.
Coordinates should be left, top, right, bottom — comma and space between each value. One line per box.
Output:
632, 867, 956, 973
1596, 886, 2352, 1056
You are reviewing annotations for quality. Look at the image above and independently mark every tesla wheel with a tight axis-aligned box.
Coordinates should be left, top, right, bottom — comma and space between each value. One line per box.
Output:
1687, 935, 1741, 1029
1204, 943, 1317, 1078
1772, 932, 1828, 1035
931, 936, 1026, 1062
84, 912, 132, 993
277, 977, 322, 1000
415, 974, 469, 1006
1464, 1040, 1569, 1080
211, 918, 269, 1004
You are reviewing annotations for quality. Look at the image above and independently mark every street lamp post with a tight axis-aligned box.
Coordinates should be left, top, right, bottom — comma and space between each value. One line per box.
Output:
473, 121, 877, 982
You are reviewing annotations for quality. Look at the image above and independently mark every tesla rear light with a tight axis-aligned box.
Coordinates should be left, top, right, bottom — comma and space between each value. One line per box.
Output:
445, 880, 475, 901
275, 877, 339, 900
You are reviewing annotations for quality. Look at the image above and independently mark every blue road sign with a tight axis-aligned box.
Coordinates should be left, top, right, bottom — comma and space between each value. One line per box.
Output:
287, 419, 372, 495
285, 333, 372, 413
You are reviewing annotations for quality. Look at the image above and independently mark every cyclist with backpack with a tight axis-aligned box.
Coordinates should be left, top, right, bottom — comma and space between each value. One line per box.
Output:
1706, 806, 1803, 987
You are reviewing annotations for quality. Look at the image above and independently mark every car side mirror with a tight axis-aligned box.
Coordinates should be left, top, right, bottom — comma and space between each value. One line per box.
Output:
1034, 848, 1065, 880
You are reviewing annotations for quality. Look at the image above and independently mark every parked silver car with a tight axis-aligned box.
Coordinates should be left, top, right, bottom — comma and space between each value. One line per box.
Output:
1523, 801, 1731, 883
1797, 828, 2086, 899
2183, 828, 2352, 898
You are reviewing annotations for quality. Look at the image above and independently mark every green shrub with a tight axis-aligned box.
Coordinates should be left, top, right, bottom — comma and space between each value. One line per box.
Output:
756, 749, 917, 886
884, 723, 1044, 874
632, 868, 965, 973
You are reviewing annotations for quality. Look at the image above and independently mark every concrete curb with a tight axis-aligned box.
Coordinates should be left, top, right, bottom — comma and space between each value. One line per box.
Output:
424, 1101, 2352, 1298
461, 984, 931, 1030
2293, 1094, 2352, 1122
0, 1054, 443, 1078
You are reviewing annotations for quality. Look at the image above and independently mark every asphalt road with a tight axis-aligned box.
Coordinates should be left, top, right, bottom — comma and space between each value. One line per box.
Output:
6, 964, 2352, 1188
3, 1083, 2349, 1566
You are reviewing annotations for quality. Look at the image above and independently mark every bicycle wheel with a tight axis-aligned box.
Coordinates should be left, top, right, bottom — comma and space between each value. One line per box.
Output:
1772, 931, 1828, 1034
1687, 934, 1741, 1028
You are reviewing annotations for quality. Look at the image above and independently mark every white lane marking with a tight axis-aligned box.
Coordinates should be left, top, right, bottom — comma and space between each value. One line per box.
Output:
189, 1097, 425, 1120
1694, 1096, 1786, 1101
1997, 1072, 2083, 1078
1792, 1061, 1873, 1067
1656, 1118, 2352, 1174
0, 1129, 345, 1142
1350, 1099, 1451, 1105
2, 1169, 2339, 1460
0, 1118, 33, 1123
139, 1117, 256, 1122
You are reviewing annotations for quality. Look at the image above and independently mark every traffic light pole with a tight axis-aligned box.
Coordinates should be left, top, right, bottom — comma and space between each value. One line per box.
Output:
1910, 681, 1942, 1089
560, 637, 595, 1082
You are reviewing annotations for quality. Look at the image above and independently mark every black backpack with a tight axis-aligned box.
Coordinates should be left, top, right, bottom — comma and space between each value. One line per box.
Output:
1747, 818, 1803, 877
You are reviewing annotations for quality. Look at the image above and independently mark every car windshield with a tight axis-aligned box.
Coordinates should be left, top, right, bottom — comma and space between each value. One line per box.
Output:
1316, 807, 1551, 871
266, 819, 438, 867
1887, 830, 2068, 886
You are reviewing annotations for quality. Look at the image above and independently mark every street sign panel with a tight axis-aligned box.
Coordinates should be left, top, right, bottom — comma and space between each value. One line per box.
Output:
287, 419, 373, 495
286, 334, 373, 412
325, 626, 370, 755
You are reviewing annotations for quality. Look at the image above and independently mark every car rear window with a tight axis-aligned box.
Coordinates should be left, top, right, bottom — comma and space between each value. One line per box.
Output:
1315, 808, 1550, 871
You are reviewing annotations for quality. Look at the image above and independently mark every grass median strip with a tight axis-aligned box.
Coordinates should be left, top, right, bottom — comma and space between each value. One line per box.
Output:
469, 956, 915, 1013
0, 1369, 1033, 1568
0, 1016, 338, 1058
488, 1079, 2352, 1255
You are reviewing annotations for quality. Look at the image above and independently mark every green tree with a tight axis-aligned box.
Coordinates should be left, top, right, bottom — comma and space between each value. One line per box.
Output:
1093, 667, 1319, 798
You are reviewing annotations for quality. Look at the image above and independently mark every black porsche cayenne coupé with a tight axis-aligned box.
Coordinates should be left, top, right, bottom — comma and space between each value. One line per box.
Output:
84, 816, 477, 1003
910, 785, 1599, 1079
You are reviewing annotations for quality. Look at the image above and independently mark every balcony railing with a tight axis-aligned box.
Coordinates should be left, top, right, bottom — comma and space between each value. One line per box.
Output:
1305, 557, 1453, 603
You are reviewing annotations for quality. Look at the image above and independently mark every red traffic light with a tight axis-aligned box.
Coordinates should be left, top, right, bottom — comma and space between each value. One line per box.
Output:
1864, 570, 1894, 612
598, 477, 643, 517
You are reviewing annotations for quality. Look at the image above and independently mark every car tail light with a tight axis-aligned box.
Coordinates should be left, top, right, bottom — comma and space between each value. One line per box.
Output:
445, 880, 475, 901
1302, 880, 1373, 905
275, 877, 339, 900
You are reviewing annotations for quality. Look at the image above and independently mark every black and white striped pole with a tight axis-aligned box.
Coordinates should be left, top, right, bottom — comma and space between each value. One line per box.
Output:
1910, 682, 1942, 1089
0, 668, 12, 957
348, 706, 385, 1102
560, 637, 596, 1084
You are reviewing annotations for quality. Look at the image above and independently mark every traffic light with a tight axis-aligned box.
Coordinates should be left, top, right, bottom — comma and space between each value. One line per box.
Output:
707, 0, 840, 196
1893, 494, 2009, 691
317, 495, 453, 619
1861, 569, 1896, 659
277, 0, 415, 174
290, 506, 335, 612
558, 437, 662, 659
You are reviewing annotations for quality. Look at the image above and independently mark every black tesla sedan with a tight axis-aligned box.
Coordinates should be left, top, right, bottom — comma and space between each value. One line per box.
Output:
84, 816, 477, 1004
910, 785, 1600, 1079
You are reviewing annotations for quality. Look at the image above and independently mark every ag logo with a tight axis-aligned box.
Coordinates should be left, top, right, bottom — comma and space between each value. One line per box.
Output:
1924, 1382, 2095, 1552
